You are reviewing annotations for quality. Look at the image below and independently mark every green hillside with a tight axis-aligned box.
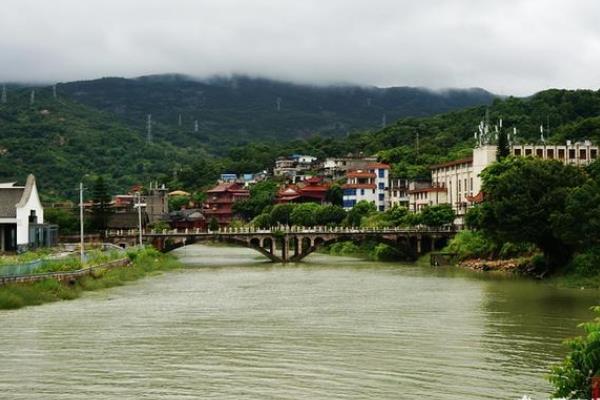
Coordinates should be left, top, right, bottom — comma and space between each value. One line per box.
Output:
0, 87, 202, 200
58, 74, 495, 154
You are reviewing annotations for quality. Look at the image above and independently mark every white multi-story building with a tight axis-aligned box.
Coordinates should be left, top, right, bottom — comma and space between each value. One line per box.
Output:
342, 163, 390, 211
409, 140, 599, 222
389, 178, 410, 208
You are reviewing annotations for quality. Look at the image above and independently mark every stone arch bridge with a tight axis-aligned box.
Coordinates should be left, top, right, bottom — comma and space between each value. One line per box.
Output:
106, 227, 457, 263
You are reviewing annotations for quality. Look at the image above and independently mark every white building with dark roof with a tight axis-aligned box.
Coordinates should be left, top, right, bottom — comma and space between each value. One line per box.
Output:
0, 174, 54, 252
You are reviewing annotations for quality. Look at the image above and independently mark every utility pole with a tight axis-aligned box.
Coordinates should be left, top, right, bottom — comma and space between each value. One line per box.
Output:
53, 84, 57, 99
276, 97, 282, 112
136, 191, 143, 247
1, 84, 6, 104
30, 90, 35, 105
178, 113, 182, 127
79, 182, 85, 264
194, 120, 199, 133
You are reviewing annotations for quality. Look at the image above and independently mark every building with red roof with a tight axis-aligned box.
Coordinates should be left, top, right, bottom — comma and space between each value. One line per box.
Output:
276, 177, 330, 204
203, 182, 250, 226
342, 163, 390, 211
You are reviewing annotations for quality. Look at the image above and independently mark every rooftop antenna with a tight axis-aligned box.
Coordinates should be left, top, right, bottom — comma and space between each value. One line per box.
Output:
146, 114, 152, 143
381, 114, 387, 128
1, 84, 6, 104
30, 89, 35, 105
276, 97, 282, 112
194, 120, 199, 133
178, 113, 182, 127
52, 84, 57, 99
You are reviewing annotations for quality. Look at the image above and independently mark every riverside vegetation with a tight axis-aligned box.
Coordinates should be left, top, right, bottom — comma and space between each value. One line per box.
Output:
0, 248, 181, 310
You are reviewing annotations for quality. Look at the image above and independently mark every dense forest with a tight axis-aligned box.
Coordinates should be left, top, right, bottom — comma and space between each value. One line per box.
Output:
58, 74, 496, 154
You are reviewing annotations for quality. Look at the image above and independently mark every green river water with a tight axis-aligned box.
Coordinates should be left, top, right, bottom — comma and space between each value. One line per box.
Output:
1, 244, 599, 399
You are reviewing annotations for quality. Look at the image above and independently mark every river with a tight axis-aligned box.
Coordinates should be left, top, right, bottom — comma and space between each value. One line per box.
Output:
1, 244, 599, 399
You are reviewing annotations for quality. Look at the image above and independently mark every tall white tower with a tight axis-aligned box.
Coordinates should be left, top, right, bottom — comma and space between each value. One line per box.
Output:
276, 97, 282, 112
30, 90, 35, 105
178, 114, 182, 127
194, 120, 199, 132
381, 114, 387, 128
52, 84, 57, 99
1, 84, 6, 104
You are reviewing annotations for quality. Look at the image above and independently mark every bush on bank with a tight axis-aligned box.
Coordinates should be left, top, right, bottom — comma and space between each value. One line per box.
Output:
0, 248, 181, 310
550, 306, 600, 398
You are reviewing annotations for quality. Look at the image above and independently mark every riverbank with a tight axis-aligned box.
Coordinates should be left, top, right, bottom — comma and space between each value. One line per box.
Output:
0, 248, 182, 310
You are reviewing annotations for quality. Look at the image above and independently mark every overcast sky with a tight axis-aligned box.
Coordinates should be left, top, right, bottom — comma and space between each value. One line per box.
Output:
1, 0, 599, 95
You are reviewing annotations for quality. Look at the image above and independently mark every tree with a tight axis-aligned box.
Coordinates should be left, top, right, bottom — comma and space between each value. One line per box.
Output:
90, 176, 113, 233
496, 130, 510, 160
44, 208, 79, 235
251, 213, 272, 229
420, 204, 455, 227
290, 203, 320, 226
550, 306, 600, 398
325, 184, 343, 206
315, 205, 346, 226
208, 217, 219, 231
232, 180, 278, 221
386, 205, 409, 226
270, 203, 295, 225
345, 200, 376, 227
168, 195, 190, 211
476, 157, 586, 270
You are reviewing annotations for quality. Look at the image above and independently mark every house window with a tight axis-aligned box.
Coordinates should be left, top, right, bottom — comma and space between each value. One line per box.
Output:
559, 149, 565, 159
569, 149, 576, 159
343, 199, 356, 208
360, 189, 365, 195
29, 210, 37, 224
378, 193, 385, 201
378, 182, 385, 190
372, 189, 375, 194
536, 149, 543, 157
547, 149, 554, 159
378, 169, 385, 178
378, 205, 385, 211
592, 149, 598, 159
344, 189, 356, 196
580, 149, 587, 160
514, 148, 521, 156
525, 149, 532, 156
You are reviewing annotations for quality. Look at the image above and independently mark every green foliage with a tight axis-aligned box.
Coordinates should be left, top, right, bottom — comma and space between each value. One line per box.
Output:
345, 200, 377, 227
444, 231, 496, 261
550, 306, 600, 399
325, 184, 344, 207
328, 241, 360, 256
476, 157, 586, 270
372, 243, 404, 261
420, 204, 455, 227
269, 203, 295, 225
90, 176, 113, 232
233, 180, 278, 221
168, 195, 190, 211
290, 203, 320, 226
315, 205, 346, 226
496, 130, 510, 160
565, 246, 600, 278
44, 208, 79, 235
208, 217, 219, 231
251, 213, 272, 229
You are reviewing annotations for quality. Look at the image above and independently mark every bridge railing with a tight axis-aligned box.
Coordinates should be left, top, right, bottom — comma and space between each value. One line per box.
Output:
105, 224, 456, 237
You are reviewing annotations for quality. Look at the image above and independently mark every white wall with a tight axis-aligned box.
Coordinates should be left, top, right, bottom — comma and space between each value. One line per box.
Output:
15, 182, 44, 245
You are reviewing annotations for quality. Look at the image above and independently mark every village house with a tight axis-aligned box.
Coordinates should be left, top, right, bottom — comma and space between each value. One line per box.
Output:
276, 177, 330, 204
342, 163, 390, 211
0, 175, 57, 252
274, 154, 319, 183
203, 182, 250, 227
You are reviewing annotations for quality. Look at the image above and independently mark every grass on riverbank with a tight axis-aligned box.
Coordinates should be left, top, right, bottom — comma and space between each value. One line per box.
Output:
0, 248, 182, 310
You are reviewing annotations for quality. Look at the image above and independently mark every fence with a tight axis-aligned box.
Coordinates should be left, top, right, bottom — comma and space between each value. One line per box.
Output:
0, 258, 130, 286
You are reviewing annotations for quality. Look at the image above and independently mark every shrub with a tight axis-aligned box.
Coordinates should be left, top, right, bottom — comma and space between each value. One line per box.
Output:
444, 230, 495, 260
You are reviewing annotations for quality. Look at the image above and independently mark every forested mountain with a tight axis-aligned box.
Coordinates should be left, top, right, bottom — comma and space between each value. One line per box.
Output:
57, 74, 495, 154
0, 87, 199, 200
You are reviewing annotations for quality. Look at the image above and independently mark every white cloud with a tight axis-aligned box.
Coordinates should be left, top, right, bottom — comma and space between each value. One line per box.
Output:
1, 0, 600, 95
